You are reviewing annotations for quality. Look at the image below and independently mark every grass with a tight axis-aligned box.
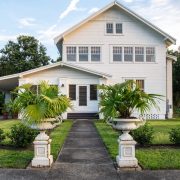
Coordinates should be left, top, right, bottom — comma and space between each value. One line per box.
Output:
0, 119, 73, 168
148, 118, 180, 144
95, 119, 180, 170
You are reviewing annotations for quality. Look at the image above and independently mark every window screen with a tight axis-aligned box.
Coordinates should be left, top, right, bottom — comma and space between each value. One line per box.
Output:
79, 47, 88, 61
90, 85, 97, 100
124, 47, 133, 62
116, 23, 123, 34
146, 47, 155, 62
91, 47, 100, 61
69, 85, 76, 100
113, 47, 122, 62
135, 47, 144, 62
106, 23, 113, 34
67, 47, 76, 61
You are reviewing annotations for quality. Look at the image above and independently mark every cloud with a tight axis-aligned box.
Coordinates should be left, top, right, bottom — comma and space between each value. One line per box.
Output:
59, 0, 85, 19
0, 33, 30, 42
123, 0, 134, 2
88, 7, 99, 14
18, 18, 36, 28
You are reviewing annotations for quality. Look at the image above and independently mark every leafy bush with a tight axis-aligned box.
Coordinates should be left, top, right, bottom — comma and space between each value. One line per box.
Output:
169, 128, 180, 145
0, 129, 5, 143
8, 123, 38, 148
131, 123, 154, 146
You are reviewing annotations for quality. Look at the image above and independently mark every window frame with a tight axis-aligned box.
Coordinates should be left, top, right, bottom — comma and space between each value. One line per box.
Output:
90, 84, 98, 101
91, 46, 101, 62
105, 22, 123, 35
135, 47, 145, 62
146, 47, 156, 62
106, 22, 114, 34
113, 46, 123, 62
69, 84, 76, 101
116, 23, 123, 34
124, 46, 133, 62
66, 46, 77, 62
79, 46, 89, 62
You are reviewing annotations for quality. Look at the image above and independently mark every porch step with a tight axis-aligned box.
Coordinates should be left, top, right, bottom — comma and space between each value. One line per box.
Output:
67, 113, 99, 119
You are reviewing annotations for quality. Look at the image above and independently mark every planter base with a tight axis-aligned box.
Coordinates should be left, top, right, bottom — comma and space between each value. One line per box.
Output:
117, 139, 138, 168
32, 155, 53, 167
31, 131, 53, 168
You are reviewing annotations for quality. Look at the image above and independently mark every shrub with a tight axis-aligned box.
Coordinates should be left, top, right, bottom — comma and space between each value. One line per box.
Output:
8, 123, 38, 148
131, 123, 154, 146
0, 129, 5, 143
169, 128, 180, 145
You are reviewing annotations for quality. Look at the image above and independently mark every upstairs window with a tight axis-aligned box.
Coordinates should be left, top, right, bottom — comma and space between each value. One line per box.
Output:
113, 47, 122, 62
124, 47, 133, 62
136, 80, 144, 91
91, 47, 101, 62
67, 47, 76, 61
116, 23, 123, 34
79, 47, 88, 62
90, 85, 97, 100
135, 47, 144, 62
106, 23, 113, 34
146, 47, 155, 62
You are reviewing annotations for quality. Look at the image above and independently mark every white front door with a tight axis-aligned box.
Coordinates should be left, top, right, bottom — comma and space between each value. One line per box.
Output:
69, 84, 98, 113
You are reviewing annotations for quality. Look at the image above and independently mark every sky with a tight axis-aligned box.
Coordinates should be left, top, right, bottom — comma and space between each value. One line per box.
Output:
0, 0, 180, 60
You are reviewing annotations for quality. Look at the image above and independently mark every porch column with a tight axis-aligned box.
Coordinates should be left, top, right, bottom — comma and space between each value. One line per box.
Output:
99, 78, 108, 119
59, 78, 69, 119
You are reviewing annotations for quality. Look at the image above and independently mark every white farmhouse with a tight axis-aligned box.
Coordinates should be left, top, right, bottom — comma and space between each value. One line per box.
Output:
0, 1, 177, 119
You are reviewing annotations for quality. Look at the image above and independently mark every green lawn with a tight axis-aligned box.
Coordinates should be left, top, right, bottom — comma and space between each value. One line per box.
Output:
0, 119, 73, 168
95, 119, 180, 170
148, 118, 180, 144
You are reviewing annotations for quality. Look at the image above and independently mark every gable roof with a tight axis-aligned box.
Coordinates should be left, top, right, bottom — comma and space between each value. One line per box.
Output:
0, 61, 111, 81
54, 1, 176, 46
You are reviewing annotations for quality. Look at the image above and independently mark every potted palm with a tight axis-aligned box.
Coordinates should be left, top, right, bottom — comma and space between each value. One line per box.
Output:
13, 81, 71, 167
99, 80, 161, 168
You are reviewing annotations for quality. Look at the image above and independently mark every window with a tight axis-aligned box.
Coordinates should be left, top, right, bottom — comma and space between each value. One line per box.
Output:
79, 47, 88, 61
136, 80, 144, 91
90, 85, 97, 100
91, 47, 101, 62
116, 23, 123, 34
106, 23, 113, 34
146, 47, 155, 62
135, 47, 144, 62
69, 85, 76, 100
30, 85, 38, 94
124, 47, 133, 62
113, 47, 122, 62
67, 47, 76, 61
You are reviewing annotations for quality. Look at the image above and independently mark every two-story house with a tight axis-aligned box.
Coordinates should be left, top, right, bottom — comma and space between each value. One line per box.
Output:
0, 1, 177, 119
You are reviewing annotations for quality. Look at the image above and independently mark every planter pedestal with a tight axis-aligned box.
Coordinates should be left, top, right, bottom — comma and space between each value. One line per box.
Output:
32, 131, 53, 167
116, 137, 138, 168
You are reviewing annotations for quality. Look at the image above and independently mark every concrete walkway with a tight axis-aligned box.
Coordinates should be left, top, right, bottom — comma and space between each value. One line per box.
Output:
1, 120, 180, 180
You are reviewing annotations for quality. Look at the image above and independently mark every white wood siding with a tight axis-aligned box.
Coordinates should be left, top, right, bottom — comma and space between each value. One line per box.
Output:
62, 6, 167, 118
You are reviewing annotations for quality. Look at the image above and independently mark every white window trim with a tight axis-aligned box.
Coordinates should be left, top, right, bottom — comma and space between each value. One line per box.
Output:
63, 44, 102, 63
110, 45, 156, 64
122, 77, 146, 91
105, 22, 124, 36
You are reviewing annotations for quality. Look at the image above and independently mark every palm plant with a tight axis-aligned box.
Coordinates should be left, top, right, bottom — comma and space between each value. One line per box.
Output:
12, 81, 71, 126
99, 80, 162, 120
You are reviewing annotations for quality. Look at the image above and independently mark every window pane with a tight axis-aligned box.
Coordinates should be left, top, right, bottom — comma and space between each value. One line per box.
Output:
69, 85, 76, 100
106, 23, 113, 34
113, 47, 122, 61
116, 23, 122, 34
135, 47, 144, 62
67, 47, 76, 61
136, 80, 144, 91
146, 47, 155, 62
90, 85, 97, 100
124, 47, 133, 62
79, 47, 88, 61
91, 47, 100, 61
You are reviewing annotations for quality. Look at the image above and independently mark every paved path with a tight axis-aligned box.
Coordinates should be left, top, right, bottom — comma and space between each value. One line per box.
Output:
1, 120, 180, 180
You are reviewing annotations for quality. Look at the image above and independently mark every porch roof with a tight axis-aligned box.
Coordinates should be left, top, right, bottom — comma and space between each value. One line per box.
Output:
0, 62, 112, 91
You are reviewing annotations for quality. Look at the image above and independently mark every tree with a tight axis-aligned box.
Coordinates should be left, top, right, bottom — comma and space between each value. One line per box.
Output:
169, 49, 180, 107
0, 35, 52, 76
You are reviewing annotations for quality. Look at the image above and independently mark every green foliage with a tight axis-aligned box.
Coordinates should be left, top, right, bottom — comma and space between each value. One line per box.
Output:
8, 123, 38, 148
169, 128, 180, 145
99, 80, 162, 119
131, 123, 154, 145
0, 35, 52, 77
0, 129, 5, 143
169, 50, 180, 108
12, 81, 71, 125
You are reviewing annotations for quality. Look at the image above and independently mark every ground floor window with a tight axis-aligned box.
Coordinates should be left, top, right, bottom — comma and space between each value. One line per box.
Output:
90, 85, 97, 100
69, 85, 76, 100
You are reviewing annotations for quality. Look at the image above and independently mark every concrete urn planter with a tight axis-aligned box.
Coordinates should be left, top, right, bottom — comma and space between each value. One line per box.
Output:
113, 118, 144, 168
31, 121, 56, 168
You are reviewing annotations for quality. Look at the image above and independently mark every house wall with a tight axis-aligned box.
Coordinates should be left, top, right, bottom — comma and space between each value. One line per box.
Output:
61, 6, 167, 119
19, 66, 104, 114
